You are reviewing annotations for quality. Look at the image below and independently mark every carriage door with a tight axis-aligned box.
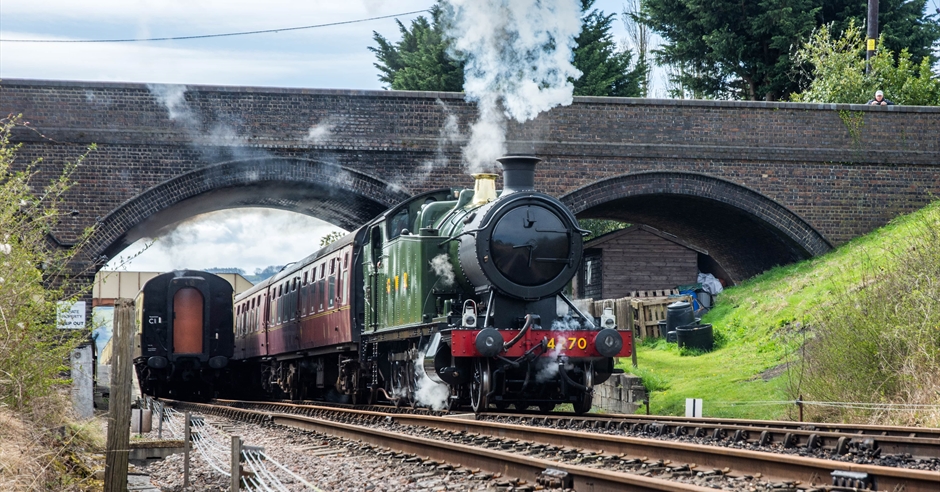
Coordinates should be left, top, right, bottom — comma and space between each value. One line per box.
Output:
366, 225, 384, 332
173, 287, 204, 354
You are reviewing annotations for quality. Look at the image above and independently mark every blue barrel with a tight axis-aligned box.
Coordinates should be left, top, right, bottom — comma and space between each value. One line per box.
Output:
666, 301, 695, 332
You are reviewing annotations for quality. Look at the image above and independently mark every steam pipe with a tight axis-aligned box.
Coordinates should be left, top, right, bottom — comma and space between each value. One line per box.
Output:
559, 365, 590, 393
376, 387, 400, 402
503, 314, 535, 351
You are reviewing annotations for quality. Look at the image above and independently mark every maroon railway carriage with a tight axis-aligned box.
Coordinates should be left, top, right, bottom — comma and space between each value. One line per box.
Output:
231, 237, 361, 400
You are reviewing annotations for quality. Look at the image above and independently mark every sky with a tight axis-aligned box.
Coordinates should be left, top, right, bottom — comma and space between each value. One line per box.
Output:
0, 0, 654, 275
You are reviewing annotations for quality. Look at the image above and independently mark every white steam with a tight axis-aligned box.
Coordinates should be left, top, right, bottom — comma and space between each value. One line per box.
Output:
418, 100, 463, 179
442, 0, 582, 173
535, 347, 575, 384
430, 254, 456, 287
304, 118, 335, 144
414, 349, 452, 411
551, 312, 580, 331
148, 84, 196, 126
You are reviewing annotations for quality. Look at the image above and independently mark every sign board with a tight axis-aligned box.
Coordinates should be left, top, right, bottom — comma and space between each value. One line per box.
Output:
57, 301, 87, 330
685, 398, 703, 418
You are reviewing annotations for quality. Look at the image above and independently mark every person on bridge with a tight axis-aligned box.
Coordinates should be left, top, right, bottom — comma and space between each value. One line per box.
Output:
867, 90, 894, 106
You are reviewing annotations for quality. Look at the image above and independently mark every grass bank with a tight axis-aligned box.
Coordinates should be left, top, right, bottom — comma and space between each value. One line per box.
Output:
621, 200, 940, 422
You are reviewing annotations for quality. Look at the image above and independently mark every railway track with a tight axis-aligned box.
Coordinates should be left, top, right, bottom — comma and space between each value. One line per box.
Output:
167, 399, 940, 491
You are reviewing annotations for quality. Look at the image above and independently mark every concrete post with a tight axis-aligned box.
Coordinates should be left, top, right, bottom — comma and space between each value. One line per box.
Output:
70, 343, 94, 419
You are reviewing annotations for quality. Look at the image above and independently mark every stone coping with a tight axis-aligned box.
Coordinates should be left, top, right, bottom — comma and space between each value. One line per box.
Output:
4, 77, 939, 113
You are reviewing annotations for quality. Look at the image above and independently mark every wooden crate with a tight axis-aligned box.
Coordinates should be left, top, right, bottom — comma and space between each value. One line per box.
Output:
630, 294, 692, 338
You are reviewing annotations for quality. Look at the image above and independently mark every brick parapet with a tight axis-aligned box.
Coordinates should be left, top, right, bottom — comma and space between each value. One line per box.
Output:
2, 79, 939, 279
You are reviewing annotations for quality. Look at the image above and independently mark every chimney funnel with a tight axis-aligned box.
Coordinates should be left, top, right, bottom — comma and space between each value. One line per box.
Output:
496, 155, 540, 194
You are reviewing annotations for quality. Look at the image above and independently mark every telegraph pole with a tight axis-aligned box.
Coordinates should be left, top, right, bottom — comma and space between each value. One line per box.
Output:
866, 0, 879, 74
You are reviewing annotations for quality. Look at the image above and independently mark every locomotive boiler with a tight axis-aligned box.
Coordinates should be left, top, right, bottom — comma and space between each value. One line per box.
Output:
231, 156, 632, 413
133, 270, 234, 401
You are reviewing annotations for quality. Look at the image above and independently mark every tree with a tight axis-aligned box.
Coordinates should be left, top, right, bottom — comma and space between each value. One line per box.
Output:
640, 0, 940, 101
0, 114, 95, 412
572, 0, 646, 97
370, 4, 465, 92
579, 218, 630, 242
622, 0, 654, 97
818, 0, 940, 66
791, 21, 940, 105
641, 0, 820, 100
319, 230, 345, 247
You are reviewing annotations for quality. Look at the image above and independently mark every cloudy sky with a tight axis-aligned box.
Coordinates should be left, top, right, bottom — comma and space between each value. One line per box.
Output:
1, 0, 645, 274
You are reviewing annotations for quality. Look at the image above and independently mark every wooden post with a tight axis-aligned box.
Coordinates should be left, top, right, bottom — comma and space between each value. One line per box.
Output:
628, 303, 638, 368
231, 435, 242, 491
157, 401, 163, 439
104, 298, 134, 492
184, 412, 191, 488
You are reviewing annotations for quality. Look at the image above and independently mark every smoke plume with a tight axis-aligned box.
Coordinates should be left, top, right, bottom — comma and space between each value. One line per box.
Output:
430, 254, 456, 287
442, 0, 582, 173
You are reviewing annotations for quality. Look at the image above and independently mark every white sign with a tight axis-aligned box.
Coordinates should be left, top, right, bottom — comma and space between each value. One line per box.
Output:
57, 301, 87, 330
685, 398, 703, 418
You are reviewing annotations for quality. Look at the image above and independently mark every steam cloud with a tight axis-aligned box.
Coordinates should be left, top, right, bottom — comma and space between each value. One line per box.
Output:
148, 84, 197, 127
304, 118, 336, 144
430, 254, 456, 287
442, 0, 582, 173
418, 100, 463, 179
414, 349, 452, 411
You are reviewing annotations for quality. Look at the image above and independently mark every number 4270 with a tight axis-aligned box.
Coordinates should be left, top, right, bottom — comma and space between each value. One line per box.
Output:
547, 337, 587, 350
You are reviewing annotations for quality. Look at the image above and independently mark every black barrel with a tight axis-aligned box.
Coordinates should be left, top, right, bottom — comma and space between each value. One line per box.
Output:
676, 324, 714, 351
666, 301, 695, 332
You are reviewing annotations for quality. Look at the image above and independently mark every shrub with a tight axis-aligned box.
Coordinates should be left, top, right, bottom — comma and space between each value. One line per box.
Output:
797, 201, 940, 425
0, 114, 95, 413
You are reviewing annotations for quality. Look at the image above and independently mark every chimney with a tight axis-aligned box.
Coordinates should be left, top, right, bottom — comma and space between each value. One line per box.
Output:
469, 173, 498, 207
496, 155, 540, 194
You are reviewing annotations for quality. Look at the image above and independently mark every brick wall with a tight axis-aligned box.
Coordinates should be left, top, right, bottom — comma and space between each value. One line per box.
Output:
2, 79, 939, 284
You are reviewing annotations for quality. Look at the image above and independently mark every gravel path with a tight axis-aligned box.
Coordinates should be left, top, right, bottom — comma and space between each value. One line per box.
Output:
138, 413, 563, 492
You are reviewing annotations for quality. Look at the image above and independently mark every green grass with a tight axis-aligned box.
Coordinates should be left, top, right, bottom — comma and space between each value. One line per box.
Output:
620, 200, 940, 420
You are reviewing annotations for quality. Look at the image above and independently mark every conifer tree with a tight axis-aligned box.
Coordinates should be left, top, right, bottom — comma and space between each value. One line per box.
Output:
572, 0, 646, 97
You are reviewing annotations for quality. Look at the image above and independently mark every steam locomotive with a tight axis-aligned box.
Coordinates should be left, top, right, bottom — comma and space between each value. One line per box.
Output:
133, 270, 234, 401
229, 156, 632, 413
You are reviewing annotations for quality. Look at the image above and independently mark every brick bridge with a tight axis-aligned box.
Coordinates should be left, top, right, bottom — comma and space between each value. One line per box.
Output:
3, 78, 939, 289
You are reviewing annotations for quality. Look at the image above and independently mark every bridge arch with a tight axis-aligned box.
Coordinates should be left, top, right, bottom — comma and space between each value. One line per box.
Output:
82, 157, 410, 265
562, 171, 832, 283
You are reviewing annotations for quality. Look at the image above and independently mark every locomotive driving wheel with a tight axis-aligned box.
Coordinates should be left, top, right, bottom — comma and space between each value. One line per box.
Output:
573, 362, 594, 415
470, 359, 491, 413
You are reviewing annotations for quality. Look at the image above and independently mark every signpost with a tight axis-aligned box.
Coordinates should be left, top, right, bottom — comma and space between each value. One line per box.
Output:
56, 300, 87, 330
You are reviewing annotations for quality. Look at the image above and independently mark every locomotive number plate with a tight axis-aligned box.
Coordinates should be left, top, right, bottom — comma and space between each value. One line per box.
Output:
547, 337, 588, 350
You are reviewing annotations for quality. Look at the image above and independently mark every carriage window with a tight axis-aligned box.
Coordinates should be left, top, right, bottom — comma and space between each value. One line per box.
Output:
344, 253, 348, 269
320, 264, 325, 277
304, 271, 308, 285
318, 279, 325, 311
310, 282, 317, 313
328, 275, 335, 308
330, 259, 335, 275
